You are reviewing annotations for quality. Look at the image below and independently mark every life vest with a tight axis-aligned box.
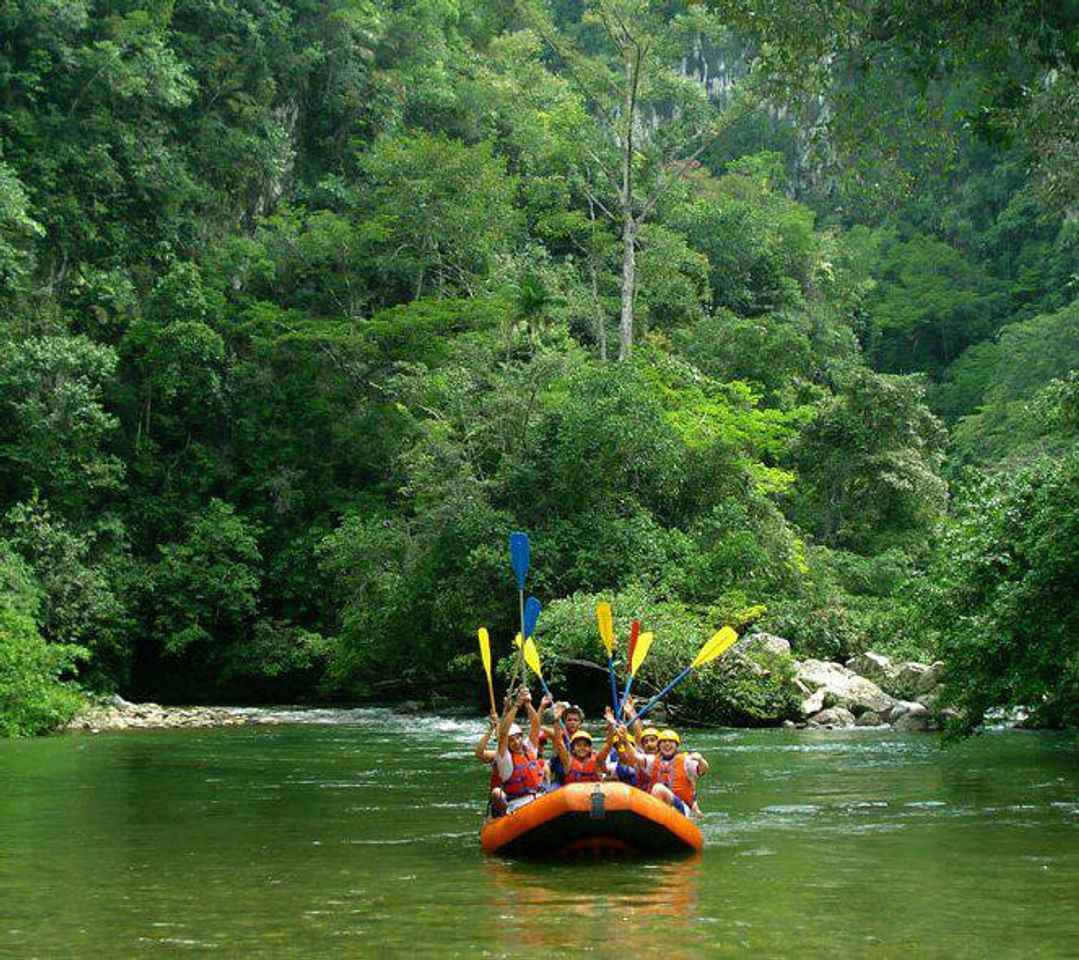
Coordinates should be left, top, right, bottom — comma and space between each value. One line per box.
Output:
501, 744, 544, 798
488, 763, 501, 790
651, 753, 696, 806
563, 753, 601, 784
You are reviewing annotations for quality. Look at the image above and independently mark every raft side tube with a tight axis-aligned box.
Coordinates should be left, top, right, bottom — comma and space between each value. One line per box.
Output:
480, 782, 702, 857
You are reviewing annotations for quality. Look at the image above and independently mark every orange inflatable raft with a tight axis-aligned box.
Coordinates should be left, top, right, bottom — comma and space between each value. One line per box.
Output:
480, 782, 703, 857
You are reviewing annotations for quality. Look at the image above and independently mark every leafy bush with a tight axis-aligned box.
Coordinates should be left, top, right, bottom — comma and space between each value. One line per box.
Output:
0, 542, 86, 737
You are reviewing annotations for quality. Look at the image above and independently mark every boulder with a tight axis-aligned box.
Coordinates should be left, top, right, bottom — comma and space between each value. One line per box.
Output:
844, 652, 895, 685
855, 710, 887, 727
893, 661, 945, 699
889, 700, 930, 731
794, 659, 897, 716
807, 707, 856, 728
799, 688, 826, 718
915, 661, 946, 694
735, 632, 792, 657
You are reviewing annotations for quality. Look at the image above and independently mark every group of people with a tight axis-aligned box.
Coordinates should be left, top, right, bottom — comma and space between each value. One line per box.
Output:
476, 687, 709, 820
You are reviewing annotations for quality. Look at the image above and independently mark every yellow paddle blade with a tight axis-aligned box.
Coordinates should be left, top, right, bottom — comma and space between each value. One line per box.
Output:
477, 627, 492, 676
690, 626, 739, 669
630, 631, 654, 675
595, 602, 614, 656
523, 637, 543, 678
513, 632, 523, 649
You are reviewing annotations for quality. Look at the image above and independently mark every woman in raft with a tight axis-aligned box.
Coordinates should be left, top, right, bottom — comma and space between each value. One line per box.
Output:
489, 688, 552, 816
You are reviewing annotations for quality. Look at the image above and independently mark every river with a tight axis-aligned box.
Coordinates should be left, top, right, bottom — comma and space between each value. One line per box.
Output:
1, 710, 1076, 958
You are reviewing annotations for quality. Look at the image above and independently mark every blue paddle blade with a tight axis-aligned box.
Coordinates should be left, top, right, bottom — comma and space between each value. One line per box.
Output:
523, 596, 541, 638
509, 531, 530, 589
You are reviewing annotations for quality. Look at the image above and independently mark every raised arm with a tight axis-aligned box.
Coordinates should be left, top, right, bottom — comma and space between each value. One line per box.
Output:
690, 751, 709, 777
474, 714, 498, 762
595, 708, 617, 767
498, 688, 527, 754
524, 691, 548, 747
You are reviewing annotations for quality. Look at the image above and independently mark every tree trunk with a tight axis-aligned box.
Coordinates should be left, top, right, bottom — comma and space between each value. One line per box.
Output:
618, 215, 637, 360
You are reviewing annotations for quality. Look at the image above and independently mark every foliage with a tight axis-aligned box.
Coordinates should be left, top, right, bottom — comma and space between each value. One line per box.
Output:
0, 542, 86, 737
789, 370, 947, 554
915, 453, 1079, 733
0, 0, 1073, 732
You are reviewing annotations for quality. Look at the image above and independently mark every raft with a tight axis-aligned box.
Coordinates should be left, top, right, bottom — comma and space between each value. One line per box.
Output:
480, 782, 703, 857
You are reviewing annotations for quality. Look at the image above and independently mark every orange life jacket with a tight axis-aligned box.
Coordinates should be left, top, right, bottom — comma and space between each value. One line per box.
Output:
563, 752, 601, 784
501, 744, 544, 797
652, 753, 696, 806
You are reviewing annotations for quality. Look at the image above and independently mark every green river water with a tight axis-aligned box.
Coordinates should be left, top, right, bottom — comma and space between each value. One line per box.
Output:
1, 709, 1077, 959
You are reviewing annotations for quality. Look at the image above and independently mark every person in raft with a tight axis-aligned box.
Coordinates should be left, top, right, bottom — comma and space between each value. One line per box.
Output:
546, 702, 585, 785
551, 707, 617, 785
644, 729, 708, 818
606, 719, 646, 785
491, 687, 547, 816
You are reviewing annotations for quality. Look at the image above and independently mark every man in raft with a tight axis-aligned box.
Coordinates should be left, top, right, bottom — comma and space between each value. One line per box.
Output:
491, 688, 547, 816
645, 729, 708, 818
550, 707, 617, 785
546, 702, 585, 786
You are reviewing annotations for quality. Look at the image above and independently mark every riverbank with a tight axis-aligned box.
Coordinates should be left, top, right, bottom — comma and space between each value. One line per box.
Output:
65, 697, 284, 732
64, 643, 955, 733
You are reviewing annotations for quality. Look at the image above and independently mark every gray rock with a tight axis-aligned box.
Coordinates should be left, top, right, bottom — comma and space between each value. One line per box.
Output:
855, 710, 887, 727
800, 688, 826, 718
807, 706, 856, 728
781, 720, 797, 729
889, 700, 930, 731
915, 661, 946, 695
736, 632, 792, 657
794, 659, 897, 715
893, 662, 933, 698
845, 652, 895, 685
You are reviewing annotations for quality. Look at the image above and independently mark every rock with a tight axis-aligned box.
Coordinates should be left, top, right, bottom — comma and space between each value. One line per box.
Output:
799, 688, 826, 718
855, 710, 887, 727
794, 659, 897, 716
889, 700, 930, 731
394, 700, 424, 715
893, 662, 935, 698
915, 661, 946, 695
807, 707, 856, 728
845, 652, 895, 685
736, 632, 792, 657
781, 720, 797, 729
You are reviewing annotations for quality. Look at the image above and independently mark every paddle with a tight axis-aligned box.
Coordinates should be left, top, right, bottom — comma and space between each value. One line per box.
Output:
477, 627, 497, 717
595, 601, 619, 712
508, 532, 530, 693
634, 626, 739, 722
618, 630, 654, 720
523, 595, 541, 640
521, 636, 555, 702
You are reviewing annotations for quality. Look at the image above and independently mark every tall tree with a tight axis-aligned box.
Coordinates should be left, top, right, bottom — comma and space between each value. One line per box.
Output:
523, 0, 741, 358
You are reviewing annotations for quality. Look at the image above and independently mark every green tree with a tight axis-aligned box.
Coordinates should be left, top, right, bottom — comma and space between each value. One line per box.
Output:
917, 453, 1079, 733
0, 541, 85, 737
790, 370, 947, 554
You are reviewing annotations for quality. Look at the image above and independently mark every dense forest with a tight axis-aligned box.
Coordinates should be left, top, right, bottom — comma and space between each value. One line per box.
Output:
1, 0, 1076, 737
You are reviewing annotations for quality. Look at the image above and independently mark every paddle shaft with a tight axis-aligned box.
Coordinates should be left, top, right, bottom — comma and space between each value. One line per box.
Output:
484, 667, 497, 717
617, 673, 637, 721
634, 665, 694, 722
509, 588, 525, 695
607, 655, 618, 713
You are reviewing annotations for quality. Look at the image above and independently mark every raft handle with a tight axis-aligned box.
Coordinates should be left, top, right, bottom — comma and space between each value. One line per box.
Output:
589, 787, 606, 820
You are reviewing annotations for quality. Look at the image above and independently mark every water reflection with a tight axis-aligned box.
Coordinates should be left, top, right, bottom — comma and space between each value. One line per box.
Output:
484, 856, 705, 958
